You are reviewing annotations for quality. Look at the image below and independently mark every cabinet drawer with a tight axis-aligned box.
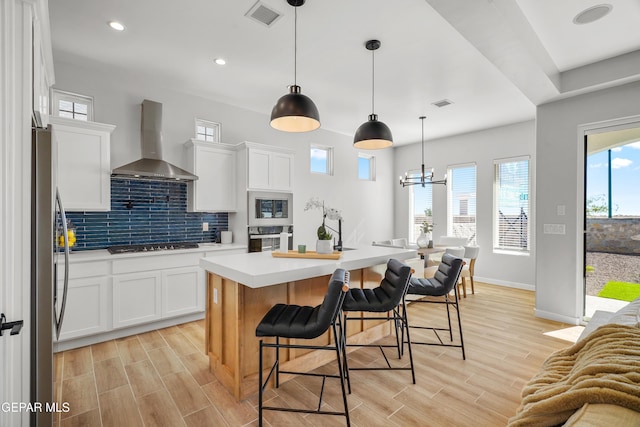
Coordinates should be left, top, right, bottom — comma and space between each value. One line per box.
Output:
58, 260, 109, 280
112, 252, 201, 274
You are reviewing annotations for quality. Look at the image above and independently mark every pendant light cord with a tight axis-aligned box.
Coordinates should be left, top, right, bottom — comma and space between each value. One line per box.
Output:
294, 7, 297, 86
371, 48, 375, 114
421, 117, 425, 164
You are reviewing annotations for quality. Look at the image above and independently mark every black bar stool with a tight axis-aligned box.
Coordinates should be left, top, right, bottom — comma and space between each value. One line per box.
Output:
341, 258, 415, 387
406, 253, 466, 359
256, 269, 351, 426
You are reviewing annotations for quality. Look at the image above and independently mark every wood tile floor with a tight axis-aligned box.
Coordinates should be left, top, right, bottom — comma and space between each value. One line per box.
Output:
54, 283, 573, 426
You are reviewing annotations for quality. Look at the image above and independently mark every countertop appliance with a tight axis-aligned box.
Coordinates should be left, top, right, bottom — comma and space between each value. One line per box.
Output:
107, 242, 199, 254
31, 125, 70, 426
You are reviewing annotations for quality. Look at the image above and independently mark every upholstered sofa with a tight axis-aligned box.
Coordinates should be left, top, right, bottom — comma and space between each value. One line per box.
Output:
508, 297, 640, 426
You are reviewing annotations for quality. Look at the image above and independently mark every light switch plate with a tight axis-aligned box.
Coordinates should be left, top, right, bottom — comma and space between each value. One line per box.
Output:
544, 224, 566, 234
557, 205, 566, 216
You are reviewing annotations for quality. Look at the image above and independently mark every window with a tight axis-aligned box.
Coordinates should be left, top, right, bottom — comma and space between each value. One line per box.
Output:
310, 144, 333, 175
447, 164, 477, 245
51, 89, 93, 121
195, 118, 221, 142
494, 157, 530, 252
586, 140, 640, 217
409, 175, 433, 243
358, 154, 375, 181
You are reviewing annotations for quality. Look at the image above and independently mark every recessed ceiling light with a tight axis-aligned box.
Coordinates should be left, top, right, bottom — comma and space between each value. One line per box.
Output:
108, 21, 125, 31
214, 58, 226, 66
573, 4, 612, 25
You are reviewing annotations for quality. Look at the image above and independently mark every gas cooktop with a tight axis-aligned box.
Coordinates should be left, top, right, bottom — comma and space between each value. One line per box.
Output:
107, 242, 199, 254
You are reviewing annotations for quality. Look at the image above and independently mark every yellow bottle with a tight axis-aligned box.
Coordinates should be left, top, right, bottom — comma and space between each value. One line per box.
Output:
57, 220, 76, 248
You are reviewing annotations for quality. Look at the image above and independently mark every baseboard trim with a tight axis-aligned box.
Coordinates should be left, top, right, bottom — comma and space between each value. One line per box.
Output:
474, 276, 534, 291
53, 312, 205, 352
534, 309, 580, 325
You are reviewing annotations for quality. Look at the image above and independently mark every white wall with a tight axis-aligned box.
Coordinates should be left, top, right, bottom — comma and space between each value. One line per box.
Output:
394, 120, 536, 288
535, 80, 640, 324
52, 56, 395, 248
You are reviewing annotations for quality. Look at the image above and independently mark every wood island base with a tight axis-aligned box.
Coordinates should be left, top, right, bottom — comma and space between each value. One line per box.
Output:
205, 264, 392, 401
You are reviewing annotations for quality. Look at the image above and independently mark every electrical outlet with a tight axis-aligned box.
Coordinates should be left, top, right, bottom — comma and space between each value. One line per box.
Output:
202, 222, 209, 232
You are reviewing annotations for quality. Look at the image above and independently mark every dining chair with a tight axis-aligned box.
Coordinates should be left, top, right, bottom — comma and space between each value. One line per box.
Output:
459, 245, 480, 297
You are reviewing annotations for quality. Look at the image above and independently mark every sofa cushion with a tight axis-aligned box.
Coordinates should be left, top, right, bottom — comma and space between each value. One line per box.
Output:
607, 296, 640, 328
564, 403, 640, 426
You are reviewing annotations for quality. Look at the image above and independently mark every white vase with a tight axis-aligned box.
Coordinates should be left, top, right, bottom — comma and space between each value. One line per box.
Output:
416, 232, 429, 248
316, 240, 333, 254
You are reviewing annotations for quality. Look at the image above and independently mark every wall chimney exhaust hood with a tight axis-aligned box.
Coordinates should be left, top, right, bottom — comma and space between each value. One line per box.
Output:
111, 100, 198, 181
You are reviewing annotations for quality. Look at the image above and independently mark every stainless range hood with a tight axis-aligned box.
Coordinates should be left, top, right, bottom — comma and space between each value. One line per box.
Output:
111, 99, 198, 181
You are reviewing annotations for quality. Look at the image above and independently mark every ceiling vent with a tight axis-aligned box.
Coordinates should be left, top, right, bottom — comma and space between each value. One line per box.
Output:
245, 1, 283, 27
432, 99, 453, 108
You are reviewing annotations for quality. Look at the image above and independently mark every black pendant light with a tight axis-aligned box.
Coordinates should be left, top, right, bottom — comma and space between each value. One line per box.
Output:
399, 116, 447, 187
354, 39, 393, 149
270, 0, 320, 132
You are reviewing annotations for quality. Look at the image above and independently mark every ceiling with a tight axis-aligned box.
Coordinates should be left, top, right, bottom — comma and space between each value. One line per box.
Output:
48, 0, 640, 146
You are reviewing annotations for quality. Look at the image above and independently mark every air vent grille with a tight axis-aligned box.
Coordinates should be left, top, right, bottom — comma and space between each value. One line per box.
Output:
245, 1, 283, 27
432, 99, 453, 108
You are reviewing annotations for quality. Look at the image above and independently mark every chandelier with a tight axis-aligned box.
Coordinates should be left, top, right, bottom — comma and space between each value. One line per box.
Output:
399, 116, 446, 187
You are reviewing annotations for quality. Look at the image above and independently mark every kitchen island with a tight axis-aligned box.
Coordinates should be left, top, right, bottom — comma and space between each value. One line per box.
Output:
200, 245, 419, 400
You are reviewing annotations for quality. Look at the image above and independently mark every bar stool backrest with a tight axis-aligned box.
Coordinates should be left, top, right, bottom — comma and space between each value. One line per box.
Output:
379, 259, 413, 308
433, 253, 464, 295
317, 269, 350, 330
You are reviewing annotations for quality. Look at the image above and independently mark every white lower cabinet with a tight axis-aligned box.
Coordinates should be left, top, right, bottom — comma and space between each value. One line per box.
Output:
55, 246, 245, 349
57, 276, 109, 340
112, 272, 162, 328
162, 267, 204, 317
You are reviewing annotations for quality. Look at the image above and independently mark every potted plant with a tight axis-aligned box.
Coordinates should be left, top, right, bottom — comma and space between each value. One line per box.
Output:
316, 223, 333, 254
417, 221, 433, 248
305, 198, 342, 254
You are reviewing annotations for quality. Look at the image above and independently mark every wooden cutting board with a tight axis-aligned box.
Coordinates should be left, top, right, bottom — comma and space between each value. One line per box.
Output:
271, 250, 342, 260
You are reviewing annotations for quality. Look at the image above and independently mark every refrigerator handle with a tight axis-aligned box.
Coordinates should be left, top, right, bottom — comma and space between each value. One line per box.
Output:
55, 189, 69, 340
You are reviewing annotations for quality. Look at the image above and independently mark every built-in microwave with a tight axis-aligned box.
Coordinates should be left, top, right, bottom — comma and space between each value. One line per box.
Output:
248, 191, 293, 227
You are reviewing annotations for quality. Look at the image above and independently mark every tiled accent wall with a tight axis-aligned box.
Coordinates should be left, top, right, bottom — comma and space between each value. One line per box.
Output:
65, 178, 228, 251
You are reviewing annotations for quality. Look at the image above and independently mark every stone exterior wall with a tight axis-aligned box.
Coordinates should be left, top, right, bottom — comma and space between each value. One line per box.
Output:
587, 218, 640, 255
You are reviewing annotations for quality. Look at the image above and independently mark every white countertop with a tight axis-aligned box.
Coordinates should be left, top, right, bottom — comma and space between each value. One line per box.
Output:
200, 245, 418, 288
64, 243, 247, 263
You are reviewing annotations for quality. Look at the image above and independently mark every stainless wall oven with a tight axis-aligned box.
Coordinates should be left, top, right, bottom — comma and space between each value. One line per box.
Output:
248, 191, 293, 227
248, 225, 293, 253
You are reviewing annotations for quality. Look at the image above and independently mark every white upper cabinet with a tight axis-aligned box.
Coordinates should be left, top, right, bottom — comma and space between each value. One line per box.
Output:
32, 16, 54, 127
246, 145, 294, 192
50, 117, 115, 211
185, 139, 237, 212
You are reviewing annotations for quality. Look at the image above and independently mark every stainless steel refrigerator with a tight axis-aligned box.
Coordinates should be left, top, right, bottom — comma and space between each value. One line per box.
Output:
31, 126, 69, 426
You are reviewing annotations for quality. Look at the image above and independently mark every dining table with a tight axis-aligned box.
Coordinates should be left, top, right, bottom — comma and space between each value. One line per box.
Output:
415, 245, 447, 264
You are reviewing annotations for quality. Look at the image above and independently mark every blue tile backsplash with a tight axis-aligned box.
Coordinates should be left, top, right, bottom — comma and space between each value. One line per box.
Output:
65, 178, 228, 251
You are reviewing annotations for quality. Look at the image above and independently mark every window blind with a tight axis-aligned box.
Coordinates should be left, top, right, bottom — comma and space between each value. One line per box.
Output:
447, 165, 477, 245
495, 158, 530, 251
409, 173, 433, 242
